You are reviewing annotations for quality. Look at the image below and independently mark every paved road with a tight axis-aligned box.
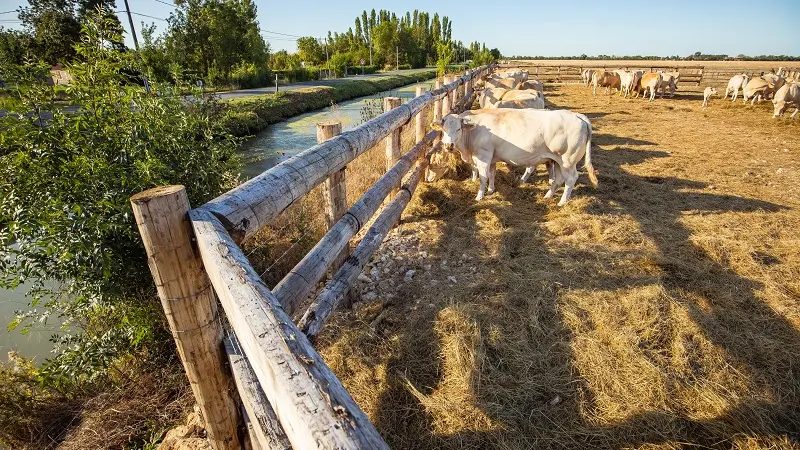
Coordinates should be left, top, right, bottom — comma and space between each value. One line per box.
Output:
215, 68, 435, 100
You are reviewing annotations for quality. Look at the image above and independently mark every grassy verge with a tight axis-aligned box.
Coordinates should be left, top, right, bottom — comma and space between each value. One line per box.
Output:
220, 70, 436, 136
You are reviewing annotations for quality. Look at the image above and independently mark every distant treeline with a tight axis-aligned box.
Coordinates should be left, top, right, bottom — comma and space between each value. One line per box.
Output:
272, 9, 501, 76
508, 52, 800, 61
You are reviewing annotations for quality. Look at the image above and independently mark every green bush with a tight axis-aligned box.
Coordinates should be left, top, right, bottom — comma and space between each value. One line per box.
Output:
0, 12, 240, 384
398, 64, 412, 70
231, 62, 272, 89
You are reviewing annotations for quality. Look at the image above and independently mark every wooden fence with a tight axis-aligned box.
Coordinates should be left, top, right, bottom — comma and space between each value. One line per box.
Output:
500, 63, 800, 86
130, 64, 492, 450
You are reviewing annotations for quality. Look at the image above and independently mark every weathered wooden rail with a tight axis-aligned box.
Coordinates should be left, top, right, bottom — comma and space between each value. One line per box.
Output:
500, 63, 799, 86
131, 64, 492, 450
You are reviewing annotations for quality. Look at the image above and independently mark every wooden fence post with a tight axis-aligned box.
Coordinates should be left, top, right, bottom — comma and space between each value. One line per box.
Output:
130, 185, 240, 450
433, 79, 443, 123
318, 122, 348, 273
384, 97, 402, 198
415, 86, 427, 143
442, 76, 452, 116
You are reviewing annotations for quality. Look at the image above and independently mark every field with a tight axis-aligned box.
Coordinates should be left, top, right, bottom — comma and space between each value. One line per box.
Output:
257, 82, 800, 449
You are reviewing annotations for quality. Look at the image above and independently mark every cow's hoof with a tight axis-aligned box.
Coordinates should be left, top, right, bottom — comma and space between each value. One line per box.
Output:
475, 194, 484, 201
543, 191, 554, 199
557, 200, 568, 207
486, 188, 495, 195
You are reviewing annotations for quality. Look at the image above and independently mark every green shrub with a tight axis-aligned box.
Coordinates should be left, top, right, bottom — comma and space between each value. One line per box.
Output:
231, 62, 272, 89
0, 11, 240, 384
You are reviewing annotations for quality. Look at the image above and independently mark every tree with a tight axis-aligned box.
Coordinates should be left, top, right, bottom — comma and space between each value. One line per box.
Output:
296, 36, 324, 65
164, 0, 269, 83
19, 0, 81, 64
436, 40, 453, 76
0, 28, 32, 66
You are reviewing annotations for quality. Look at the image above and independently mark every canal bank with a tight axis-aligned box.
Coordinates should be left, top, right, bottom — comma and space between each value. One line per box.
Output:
220, 69, 437, 137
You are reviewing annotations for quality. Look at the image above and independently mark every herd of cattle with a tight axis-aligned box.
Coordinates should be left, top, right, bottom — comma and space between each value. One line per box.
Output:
428, 65, 797, 206
429, 68, 596, 206
582, 67, 799, 117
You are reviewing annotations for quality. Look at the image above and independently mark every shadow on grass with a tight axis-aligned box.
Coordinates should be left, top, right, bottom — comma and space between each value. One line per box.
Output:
366, 132, 798, 448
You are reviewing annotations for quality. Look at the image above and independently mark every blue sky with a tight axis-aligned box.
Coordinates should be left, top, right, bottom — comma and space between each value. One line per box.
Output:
1, 0, 798, 57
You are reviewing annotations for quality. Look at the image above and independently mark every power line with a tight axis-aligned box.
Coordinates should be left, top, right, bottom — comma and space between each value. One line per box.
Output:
0, 10, 17, 14
115, 10, 167, 21
145, 0, 174, 6
262, 29, 301, 38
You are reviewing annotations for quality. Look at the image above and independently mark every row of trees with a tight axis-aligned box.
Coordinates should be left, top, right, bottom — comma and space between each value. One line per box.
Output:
0, 0, 272, 87
273, 9, 501, 76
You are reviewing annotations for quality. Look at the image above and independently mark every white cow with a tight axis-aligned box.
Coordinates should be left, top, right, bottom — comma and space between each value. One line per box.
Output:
743, 77, 775, 105
493, 90, 545, 109
702, 87, 717, 108
773, 83, 799, 118
762, 73, 786, 99
616, 70, 636, 98
582, 69, 595, 87
658, 72, 679, 97
436, 109, 598, 205
517, 79, 544, 94
479, 87, 508, 108
723, 74, 749, 101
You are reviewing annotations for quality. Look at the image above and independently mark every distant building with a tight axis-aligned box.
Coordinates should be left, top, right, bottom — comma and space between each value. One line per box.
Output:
49, 64, 72, 86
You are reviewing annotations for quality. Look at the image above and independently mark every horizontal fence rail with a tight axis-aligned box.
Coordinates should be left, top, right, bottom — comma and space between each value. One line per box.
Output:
129, 64, 493, 450
498, 63, 797, 86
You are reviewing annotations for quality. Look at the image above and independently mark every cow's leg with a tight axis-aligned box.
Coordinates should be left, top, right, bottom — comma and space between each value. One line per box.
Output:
593, 83, 597, 96
543, 164, 563, 199
723, 87, 729, 99
791, 107, 798, 118
471, 167, 478, 182
557, 166, 580, 206
474, 159, 490, 201
520, 166, 534, 183
731, 88, 738, 101
487, 162, 496, 195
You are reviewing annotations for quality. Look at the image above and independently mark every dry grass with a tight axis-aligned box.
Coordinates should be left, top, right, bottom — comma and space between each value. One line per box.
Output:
242, 82, 800, 448
304, 84, 799, 449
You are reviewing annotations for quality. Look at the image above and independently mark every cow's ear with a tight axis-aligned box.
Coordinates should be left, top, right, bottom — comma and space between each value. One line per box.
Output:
461, 118, 477, 130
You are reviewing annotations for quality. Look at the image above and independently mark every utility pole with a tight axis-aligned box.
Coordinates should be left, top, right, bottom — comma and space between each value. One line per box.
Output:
324, 37, 330, 79
123, 0, 150, 94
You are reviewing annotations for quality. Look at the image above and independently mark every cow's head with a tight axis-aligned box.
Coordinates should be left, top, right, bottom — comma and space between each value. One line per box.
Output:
436, 114, 475, 151
773, 98, 787, 117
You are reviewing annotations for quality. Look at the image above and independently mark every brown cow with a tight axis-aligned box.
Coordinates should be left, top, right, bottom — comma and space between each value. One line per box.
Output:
637, 73, 662, 102
592, 71, 621, 96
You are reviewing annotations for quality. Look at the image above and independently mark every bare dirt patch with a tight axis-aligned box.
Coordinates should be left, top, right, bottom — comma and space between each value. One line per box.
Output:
313, 84, 800, 448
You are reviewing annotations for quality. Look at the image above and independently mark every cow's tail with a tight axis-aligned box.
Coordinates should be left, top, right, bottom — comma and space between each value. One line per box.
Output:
581, 116, 599, 188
